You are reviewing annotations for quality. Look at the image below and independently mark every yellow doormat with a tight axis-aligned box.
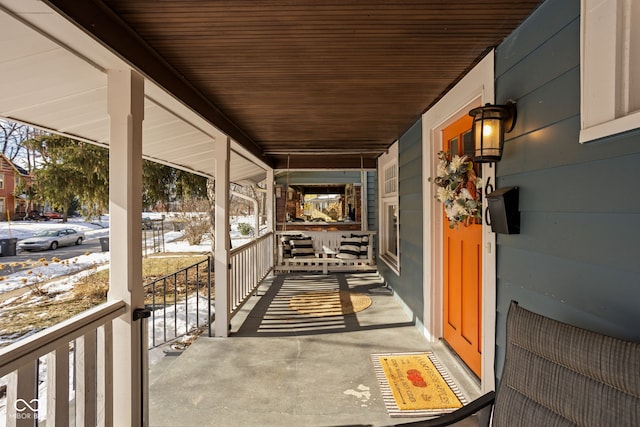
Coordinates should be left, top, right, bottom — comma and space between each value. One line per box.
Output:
371, 352, 467, 418
289, 290, 372, 317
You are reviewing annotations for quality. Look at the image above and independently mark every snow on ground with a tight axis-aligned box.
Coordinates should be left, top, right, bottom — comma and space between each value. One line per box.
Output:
1, 214, 261, 425
0, 215, 258, 294
0, 252, 110, 295
0, 215, 110, 241
147, 294, 214, 365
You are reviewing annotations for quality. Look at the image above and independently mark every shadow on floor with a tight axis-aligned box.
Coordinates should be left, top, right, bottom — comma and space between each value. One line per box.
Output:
235, 272, 416, 337
149, 272, 480, 427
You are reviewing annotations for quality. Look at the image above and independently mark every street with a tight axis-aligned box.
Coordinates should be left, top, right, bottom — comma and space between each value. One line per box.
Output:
1, 238, 103, 272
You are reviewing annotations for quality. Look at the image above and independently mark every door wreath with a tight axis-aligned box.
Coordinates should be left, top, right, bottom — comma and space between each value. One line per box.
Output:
429, 151, 482, 228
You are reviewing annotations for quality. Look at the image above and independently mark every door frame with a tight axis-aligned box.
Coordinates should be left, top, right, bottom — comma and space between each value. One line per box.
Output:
421, 51, 497, 392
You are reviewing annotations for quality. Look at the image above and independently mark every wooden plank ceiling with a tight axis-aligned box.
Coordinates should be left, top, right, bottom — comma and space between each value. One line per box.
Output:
47, 0, 541, 169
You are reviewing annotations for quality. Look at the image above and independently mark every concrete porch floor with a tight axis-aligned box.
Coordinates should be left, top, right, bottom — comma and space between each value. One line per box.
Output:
148, 272, 482, 427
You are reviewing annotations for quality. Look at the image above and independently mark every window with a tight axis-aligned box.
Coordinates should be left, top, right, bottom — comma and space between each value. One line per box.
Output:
580, 0, 640, 143
281, 183, 361, 224
378, 142, 399, 273
0, 198, 4, 214
0, 173, 4, 189
383, 201, 398, 254
303, 192, 342, 221
383, 163, 397, 194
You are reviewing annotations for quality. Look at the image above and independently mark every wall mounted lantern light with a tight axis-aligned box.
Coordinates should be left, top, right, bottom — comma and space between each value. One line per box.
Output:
468, 100, 517, 163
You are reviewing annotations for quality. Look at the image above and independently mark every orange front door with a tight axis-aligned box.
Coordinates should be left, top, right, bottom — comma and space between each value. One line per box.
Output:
442, 115, 482, 378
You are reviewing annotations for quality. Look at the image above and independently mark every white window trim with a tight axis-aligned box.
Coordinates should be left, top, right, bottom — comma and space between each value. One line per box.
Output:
580, 0, 640, 143
378, 141, 400, 274
380, 200, 399, 269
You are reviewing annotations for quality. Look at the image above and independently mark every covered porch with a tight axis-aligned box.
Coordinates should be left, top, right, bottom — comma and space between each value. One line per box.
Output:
148, 272, 480, 427
0, 1, 546, 425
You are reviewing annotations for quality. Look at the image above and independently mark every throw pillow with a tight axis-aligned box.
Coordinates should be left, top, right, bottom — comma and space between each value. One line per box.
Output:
280, 234, 303, 258
290, 238, 315, 258
337, 236, 361, 260
354, 234, 369, 259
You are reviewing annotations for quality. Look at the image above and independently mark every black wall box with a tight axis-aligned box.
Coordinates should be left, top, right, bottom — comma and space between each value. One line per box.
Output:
486, 186, 520, 234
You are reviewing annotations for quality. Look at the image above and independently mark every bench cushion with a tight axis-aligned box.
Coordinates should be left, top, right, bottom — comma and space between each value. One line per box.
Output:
493, 302, 640, 427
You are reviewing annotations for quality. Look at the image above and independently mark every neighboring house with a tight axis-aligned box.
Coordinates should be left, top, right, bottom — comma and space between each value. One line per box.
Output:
0, 153, 31, 221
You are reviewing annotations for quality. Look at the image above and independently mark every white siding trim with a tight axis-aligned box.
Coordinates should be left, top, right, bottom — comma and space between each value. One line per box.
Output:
421, 52, 496, 392
214, 135, 231, 337
580, 0, 640, 143
378, 142, 400, 274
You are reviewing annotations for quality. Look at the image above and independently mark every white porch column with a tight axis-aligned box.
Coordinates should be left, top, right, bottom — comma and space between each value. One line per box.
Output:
266, 168, 274, 233
106, 69, 145, 425
214, 136, 231, 337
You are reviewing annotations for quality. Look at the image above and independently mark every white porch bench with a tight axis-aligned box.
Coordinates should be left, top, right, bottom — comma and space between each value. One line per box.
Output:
274, 231, 376, 274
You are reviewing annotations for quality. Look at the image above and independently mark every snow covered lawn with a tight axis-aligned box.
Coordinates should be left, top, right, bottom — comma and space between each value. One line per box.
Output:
0, 215, 261, 425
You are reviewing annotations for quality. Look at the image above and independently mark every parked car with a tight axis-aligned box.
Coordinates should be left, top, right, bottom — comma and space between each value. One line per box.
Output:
25, 210, 46, 221
142, 217, 153, 230
43, 211, 64, 220
18, 229, 85, 251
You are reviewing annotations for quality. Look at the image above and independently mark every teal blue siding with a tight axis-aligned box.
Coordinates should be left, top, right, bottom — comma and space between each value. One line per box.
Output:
366, 171, 378, 232
378, 120, 424, 321
494, 0, 640, 379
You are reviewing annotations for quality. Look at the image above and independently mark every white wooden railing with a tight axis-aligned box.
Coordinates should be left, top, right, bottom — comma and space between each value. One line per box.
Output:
0, 300, 126, 427
229, 232, 274, 317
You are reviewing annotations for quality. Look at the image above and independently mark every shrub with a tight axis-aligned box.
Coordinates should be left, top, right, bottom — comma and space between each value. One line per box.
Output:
182, 214, 210, 245
176, 197, 211, 245
237, 222, 254, 236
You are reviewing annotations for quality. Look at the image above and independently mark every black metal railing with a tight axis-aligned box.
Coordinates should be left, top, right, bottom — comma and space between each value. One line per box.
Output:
142, 217, 166, 256
144, 257, 212, 348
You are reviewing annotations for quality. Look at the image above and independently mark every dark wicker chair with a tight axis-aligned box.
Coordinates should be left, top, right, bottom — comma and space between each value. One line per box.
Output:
389, 301, 640, 426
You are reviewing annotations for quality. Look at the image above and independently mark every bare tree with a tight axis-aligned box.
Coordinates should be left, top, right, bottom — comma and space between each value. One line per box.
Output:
206, 178, 216, 255
176, 196, 210, 245
0, 119, 42, 163
229, 182, 261, 216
